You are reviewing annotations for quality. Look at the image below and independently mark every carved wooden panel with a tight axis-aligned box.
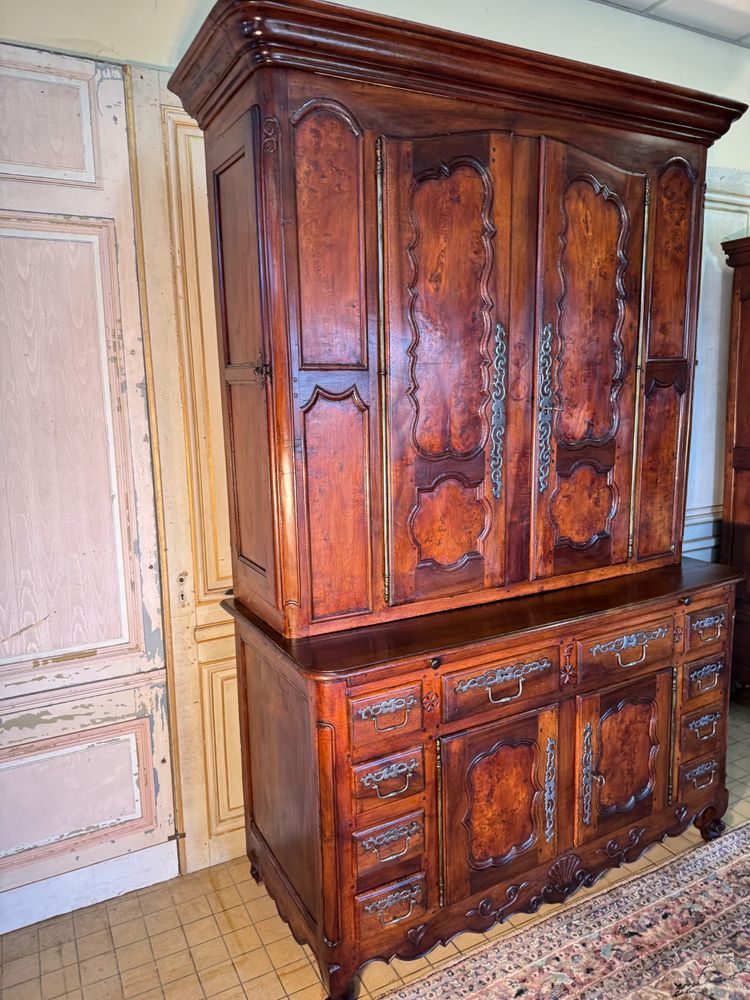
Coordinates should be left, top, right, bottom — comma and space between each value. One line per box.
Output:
648, 159, 697, 360
302, 386, 372, 620
576, 670, 670, 845
442, 706, 558, 902
637, 368, 688, 559
292, 101, 366, 368
383, 132, 513, 606
534, 140, 646, 580
228, 384, 274, 580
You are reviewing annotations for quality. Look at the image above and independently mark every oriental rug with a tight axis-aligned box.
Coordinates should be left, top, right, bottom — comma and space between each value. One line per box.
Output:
386, 822, 750, 999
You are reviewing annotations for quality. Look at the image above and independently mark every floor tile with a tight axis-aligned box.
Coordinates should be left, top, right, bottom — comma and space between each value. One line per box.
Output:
2, 953, 40, 988
40, 964, 80, 1000
232, 947, 273, 984
76, 930, 113, 962
155, 950, 195, 986
162, 973, 203, 1000
119, 961, 160, 999
115, 940, 154, 974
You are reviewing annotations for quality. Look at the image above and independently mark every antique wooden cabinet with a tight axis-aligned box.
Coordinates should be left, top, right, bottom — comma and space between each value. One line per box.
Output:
169, 1, 746, 997
721, 236, 750, 687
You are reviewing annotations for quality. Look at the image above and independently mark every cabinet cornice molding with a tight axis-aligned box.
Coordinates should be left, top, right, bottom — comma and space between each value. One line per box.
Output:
170, 0, 746, 140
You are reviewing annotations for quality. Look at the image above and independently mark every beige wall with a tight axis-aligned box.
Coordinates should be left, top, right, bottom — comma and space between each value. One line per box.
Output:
1, 0, 749, 166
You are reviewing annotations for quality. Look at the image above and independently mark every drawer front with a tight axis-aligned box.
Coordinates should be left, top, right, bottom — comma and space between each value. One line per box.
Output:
352, 748, 425, 814
686, 605, 729, 654
442, 647, 559, 724
349, 683, 423, 751
678, 754, 723, 806
579, 616, 674, 682
353, 810, 425, 885
680, 703, 726, 760
682, 654, 728, 707
356, 872, 428, 943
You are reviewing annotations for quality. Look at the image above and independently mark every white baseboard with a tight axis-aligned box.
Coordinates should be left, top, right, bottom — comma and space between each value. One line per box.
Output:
0, 840, 178, 934
683, 513, 721, 564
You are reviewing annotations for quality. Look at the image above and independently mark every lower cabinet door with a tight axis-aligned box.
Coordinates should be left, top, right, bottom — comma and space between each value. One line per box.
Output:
575, 670, 672, 846
441, 706, 559, 904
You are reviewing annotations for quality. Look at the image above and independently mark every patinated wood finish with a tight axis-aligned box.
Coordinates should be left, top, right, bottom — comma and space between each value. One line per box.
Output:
227, 560, 740, 999
171, 0, 745, 640
169, 2, 745, 996
721, 236, 750, 686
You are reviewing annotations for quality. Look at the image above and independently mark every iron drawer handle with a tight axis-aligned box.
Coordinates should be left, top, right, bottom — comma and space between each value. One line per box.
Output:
360, 759, 418, 799
690, 660, 723, 693
615, 645, 648, 669
364, 885, 422, 927
691, 614, 725, 643
686, 760, 718, 790
688, 712, 721, 742
357, 694, 419, 733
362, 820, 421, 863
488, 676, 524, 704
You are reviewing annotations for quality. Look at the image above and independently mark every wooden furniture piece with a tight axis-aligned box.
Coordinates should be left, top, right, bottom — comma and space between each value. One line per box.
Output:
170, 2, 746, 996
721, 237, 750, 687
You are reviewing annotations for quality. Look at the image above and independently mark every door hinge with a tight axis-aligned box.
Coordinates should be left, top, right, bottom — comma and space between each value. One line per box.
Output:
167, 830, 186, 842
376, 136, 383, 177
253, 361, 272, 380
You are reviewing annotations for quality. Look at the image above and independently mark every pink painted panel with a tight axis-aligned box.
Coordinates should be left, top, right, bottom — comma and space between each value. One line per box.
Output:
0, 229, 127, 661
0, 70, 88, 174
0, 718, 155, 868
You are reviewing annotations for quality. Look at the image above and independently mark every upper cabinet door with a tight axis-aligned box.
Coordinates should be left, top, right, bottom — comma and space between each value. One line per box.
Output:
382, 131, 520, 606
533, 140, 647, 580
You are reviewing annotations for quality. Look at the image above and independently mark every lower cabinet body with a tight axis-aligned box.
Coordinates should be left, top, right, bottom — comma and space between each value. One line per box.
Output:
227, 563, 738, 1000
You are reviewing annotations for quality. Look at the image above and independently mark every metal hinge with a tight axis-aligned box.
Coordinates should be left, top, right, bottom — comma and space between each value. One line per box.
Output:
376, 136, 383, 177
644, 177, 651, 207
253, 360, 272, 380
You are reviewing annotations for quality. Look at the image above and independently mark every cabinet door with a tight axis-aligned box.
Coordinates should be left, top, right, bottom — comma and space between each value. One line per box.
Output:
441, 706, 559, 904
533, 139, 646, 579
576, 670, 671, 846
382, 131, 523, 606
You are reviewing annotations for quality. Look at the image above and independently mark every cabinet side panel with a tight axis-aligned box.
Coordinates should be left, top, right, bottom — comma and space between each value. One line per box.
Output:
228, 383, 274, 580
241, 639, 320, 921
637, 382, 686, 558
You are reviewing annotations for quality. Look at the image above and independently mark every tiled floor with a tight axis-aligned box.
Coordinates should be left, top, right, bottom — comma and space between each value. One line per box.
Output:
2, 701, 750, 1000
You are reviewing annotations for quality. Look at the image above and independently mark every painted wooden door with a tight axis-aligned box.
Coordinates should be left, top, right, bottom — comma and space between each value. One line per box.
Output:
441, 706, 559, 905
129, 69, 245, 869
0, 46, 176, 928
533, 139, 647, 580
382, 131, 519, 606
575, 670, 671, 847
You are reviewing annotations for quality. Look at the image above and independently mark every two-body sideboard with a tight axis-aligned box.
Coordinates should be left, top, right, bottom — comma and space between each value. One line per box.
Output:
169, 1, 746, 996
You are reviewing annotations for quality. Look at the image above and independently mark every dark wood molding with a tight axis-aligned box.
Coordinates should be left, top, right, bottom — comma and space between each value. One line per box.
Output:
169, 0, 746, 139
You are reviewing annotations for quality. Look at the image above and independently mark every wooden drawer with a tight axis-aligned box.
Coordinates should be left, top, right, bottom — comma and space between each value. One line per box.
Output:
348, 683, 423, 752
680, 703, 726, 761
677, 753, 722, 806
353, 810, 425, 887
686, 604, 729, 654
578, 615, 674, 682
442, 647, 558, 724
355, 872, 428, 943
682, 653, 728, 707
352, 747, 425, 814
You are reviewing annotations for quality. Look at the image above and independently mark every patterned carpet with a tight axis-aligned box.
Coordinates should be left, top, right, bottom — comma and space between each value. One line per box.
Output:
386, 822, 750, 999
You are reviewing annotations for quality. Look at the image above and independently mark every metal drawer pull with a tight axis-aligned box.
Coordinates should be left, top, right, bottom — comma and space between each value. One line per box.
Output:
357, 694, 419, 733
689, 660, 724, 693
691, 613, 726, 644
364, 884, 422, 927
362, 820, 421, 863
589, 626, 670, 667
685, 760, 718, 790
360, 759, 419, 799
455, 657, 551, 705
688, 711, 722, 742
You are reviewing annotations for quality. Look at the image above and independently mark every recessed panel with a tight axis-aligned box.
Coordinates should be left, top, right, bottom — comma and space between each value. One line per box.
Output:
294, 105, 366, 367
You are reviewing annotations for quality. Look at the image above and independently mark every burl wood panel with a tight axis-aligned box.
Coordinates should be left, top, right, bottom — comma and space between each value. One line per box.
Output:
637, 380, 686, 558
302, 387, 371, 619
648, 161, 696, 360
292, 102, 366, 368
384, 132, 511, 606
243, 641, 319, 921
214, 150, 263, 367
465, 741, 537, 867
536, 140, 645, 580
597, 699, 658, 815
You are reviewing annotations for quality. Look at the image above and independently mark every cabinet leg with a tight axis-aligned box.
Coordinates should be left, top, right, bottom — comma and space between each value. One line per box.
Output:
695, 805, 726, 842
323, 966, 359, 1000
250, 861, 263, 885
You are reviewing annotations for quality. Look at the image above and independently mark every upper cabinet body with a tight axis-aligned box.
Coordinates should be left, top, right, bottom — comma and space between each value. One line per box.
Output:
170, 0, 746, 638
